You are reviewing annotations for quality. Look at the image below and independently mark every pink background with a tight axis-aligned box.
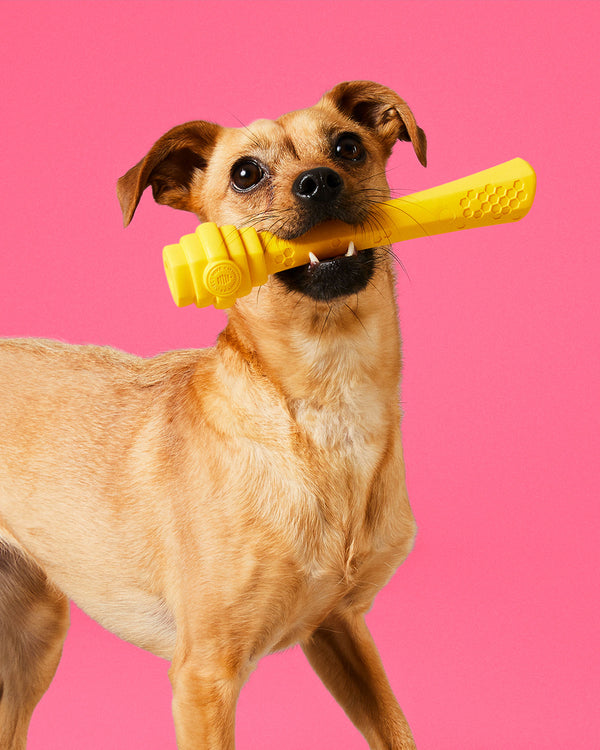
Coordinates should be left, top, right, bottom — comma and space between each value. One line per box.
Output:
1, 1, 599, 748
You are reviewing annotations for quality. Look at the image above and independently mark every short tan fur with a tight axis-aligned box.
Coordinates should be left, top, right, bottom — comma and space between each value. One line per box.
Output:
0, 81, 426, 749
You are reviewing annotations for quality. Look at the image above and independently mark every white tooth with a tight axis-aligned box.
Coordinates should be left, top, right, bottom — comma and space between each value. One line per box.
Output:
345, 241, 357, 257
309, 252, 320, 266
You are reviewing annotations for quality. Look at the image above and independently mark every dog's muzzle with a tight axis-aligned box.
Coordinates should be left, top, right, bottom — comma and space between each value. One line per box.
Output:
275, 167, 377, 301
276, 243, 376, 302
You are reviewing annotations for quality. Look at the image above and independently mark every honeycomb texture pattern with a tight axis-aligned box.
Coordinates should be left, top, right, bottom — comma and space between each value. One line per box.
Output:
273, 247, 295, 268
455, 179, 528, 229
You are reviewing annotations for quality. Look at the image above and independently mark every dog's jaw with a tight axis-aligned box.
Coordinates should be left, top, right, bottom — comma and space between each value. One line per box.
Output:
275, 245, 378, 302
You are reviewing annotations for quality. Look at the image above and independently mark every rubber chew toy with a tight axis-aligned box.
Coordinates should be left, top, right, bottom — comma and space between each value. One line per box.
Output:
163, 157, 536, 308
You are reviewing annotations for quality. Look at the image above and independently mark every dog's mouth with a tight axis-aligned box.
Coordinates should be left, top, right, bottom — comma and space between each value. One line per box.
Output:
276, 239, 377, 302
267, 198, 379, 302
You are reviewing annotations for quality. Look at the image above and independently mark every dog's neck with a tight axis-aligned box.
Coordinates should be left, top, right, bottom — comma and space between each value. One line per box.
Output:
216, 260, 402, 450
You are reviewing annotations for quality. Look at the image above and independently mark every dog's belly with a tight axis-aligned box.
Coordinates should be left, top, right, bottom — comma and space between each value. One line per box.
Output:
0, 521, 177, 660
75, 589, 177, 659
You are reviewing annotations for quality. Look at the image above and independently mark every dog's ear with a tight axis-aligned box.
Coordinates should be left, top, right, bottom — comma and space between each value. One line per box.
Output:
320, 81, 427, 167
117, 121, 222, 226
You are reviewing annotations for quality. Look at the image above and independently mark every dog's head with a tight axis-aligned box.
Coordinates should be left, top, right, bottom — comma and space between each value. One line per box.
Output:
118, 81, 426, 303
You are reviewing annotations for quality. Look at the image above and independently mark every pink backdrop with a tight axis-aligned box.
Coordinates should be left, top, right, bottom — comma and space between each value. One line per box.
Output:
2, 2, 599, 748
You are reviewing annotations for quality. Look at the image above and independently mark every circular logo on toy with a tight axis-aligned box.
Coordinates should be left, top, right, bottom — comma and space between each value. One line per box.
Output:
203, 261, 243, 297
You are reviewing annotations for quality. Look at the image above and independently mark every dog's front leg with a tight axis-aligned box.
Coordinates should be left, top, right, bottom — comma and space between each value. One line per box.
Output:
169, 645, 246, 750
302, 611, 416, 750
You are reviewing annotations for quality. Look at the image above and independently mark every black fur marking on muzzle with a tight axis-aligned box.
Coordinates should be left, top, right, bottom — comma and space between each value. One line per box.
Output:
276, 248, 376, 302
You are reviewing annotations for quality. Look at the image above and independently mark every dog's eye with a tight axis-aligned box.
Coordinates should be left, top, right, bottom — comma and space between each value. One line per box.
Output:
231, 160, 265, 191
334, 134, 366, 162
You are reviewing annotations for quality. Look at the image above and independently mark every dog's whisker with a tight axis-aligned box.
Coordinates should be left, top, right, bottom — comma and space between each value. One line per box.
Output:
343, 302, 370, 340
316, 303, 334, 348
366, 276, 387, 300
226, 111, 263, 150
371, 199, 430, 237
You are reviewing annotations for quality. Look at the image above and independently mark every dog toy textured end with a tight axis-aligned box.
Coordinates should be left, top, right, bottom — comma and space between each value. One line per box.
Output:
163, 158, 536, 308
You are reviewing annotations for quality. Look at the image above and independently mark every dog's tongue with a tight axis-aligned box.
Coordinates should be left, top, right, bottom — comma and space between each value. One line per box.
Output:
308, 241, 357, 268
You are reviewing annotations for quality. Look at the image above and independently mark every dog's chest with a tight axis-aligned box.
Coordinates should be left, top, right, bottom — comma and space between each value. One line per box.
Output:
291, 368, 387, 458
269, 512, 395, 652
264, 404, 395, 647
196, 334, 406, 655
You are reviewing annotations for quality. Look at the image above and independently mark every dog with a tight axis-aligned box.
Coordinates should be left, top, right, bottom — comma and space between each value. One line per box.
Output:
0, 81, 426, 749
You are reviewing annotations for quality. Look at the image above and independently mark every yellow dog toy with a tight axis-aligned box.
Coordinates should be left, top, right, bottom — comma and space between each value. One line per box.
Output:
163, 157, 535, 308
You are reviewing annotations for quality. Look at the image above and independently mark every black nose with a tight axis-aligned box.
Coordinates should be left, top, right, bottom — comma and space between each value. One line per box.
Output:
293, 167, 343, 203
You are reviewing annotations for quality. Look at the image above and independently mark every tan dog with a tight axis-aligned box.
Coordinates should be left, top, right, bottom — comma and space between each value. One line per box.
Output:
0, 81, 426, 749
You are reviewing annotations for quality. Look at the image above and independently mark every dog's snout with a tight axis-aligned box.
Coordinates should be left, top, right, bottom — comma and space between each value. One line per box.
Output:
293, 167, 343, 203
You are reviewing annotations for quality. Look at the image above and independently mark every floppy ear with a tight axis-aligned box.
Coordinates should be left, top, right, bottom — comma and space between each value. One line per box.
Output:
117, 120, 222, 226
320, 81, 427, 167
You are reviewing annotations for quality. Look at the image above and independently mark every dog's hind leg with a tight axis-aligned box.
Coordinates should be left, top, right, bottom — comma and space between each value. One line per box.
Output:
0, 540, 69, 750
